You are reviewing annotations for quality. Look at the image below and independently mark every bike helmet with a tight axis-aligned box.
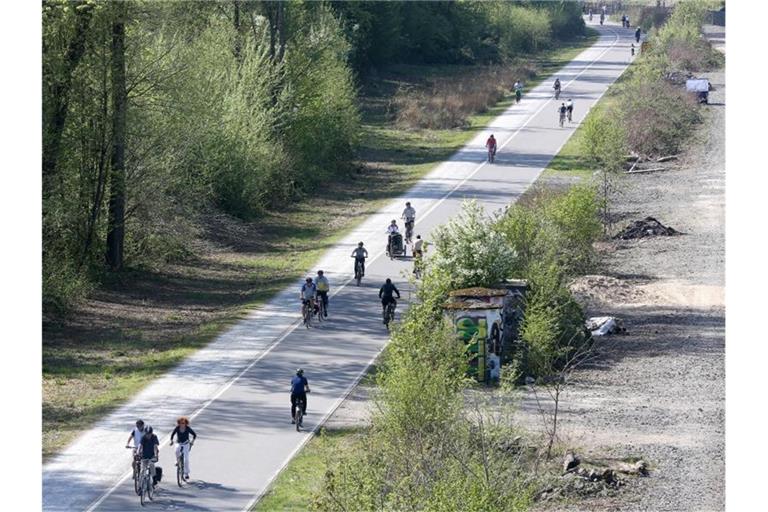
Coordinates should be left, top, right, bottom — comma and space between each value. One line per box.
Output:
136, 419, 145, 427
358, 242, 364, 246
305, 277, 312, 283
145, 425, 153, 434
385, 278, 392, 284
405, 202, 411, 206
317, 270, 324, 275
296, 368, 304, 375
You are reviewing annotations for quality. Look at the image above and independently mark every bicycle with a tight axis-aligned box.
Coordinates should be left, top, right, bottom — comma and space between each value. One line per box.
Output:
353, 258, 365, 286
554, 88, 561, 100
404, 220, 414, 244
175, 441, 193, 487
515, 89, 522, 103
487, 147, 496, 163
126, 446, 141, 495
302, 299, 313, 328
316, 294, 325, 323
567, 107, 573, 123
383, 301, 396, 329
138, 458, 155, 506
559, 112, 566, 128
294, 396, 306, 431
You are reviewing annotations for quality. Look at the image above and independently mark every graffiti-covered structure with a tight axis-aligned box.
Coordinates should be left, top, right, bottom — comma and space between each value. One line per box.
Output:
442, 281, 528, 382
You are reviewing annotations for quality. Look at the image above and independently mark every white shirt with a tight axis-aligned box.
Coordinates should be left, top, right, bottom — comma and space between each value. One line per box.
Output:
565, 100, 573, 109
130, 427, 144, 447
413, 239, 424, 252
387, 224, 400, 234
513, 82, 522, 91
402, 206, 416, 221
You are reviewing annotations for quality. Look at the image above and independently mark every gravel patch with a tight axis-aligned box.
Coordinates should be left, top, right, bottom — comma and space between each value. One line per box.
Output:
524, 68, 725, 511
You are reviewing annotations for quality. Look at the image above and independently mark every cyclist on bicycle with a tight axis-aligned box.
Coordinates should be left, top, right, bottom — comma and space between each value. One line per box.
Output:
170, 416, 197, 481
513, 81, 523, 103
553, 78, 561, 98
558, 103, 567, 126
315, 270, 330, 317
485, 134, 497, 162
290, 368, 310, 424
125, 419, 145, 456
351, 242, 368, 277
565, 98, 574, 122
379, 278, 401, 324
402, 202, 416, 240
387, 220, 400, 253
139, 425, 159, 487
300, 277, 317, 313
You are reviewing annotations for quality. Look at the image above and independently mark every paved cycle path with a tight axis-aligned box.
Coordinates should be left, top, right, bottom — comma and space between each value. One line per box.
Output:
43, 20, 633, 512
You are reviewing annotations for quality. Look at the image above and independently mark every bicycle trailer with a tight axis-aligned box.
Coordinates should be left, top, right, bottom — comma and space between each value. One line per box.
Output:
153, 466, 163, 485
387, 232, 406, 258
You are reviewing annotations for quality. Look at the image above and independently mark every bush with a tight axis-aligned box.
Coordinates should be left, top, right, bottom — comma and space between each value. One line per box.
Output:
620, 77, 701, 158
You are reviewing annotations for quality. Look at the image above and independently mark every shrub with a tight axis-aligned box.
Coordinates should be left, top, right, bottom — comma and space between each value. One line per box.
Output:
620, 77, 701, 158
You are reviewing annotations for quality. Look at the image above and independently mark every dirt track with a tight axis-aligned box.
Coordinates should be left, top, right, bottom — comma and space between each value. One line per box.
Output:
524, 67, 725, 511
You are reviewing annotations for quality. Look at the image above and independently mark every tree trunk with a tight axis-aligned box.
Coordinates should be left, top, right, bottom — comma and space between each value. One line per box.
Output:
105, 2, 127, 270
233, 1, 243, 66
43, 0, 93, 181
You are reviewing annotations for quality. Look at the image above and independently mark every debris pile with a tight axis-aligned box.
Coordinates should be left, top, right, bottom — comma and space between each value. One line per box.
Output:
586, 316, 627, 336
614, 217, 679, 240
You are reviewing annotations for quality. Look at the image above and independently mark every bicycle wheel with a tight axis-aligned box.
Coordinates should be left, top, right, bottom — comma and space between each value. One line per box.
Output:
133, 461, 140, 495
139, 476, 147, 506
294, 407, 302, 432
177, 456, 184, 487
147, 473, 154, 501
317, 300, 324, 323
303, 303, 311, 328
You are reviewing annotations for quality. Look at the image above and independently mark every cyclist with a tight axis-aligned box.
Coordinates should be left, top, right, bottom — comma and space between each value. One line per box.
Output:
315, 270, 329, 317
635, 27, 641, 43
300, 277, 318, 316
565, 98, 574, 122
387, 220, 400, 253
138, 425, 159, 488
351, 242, 368, 277
553, 78, 561, 99
600, 12, 605, 25
125, 419, 145, 456
485, 134, 497, 163
290, 368, 310, 424
513, 80, 523, 103
379, 278, 401, 324
588, 10, 593, 21
558, 103, 567, 127
412, 235, 424, 259
170, 416, 197, 481
402, 202, 416, 241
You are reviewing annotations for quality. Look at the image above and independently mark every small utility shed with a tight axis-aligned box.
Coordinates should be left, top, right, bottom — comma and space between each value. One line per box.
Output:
442, 280, 528, 382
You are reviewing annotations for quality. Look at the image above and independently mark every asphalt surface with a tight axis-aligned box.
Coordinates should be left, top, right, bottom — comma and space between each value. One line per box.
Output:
42, 20, 634, 512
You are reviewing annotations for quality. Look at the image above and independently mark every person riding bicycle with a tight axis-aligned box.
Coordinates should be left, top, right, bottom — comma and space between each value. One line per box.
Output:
314, 270, 329, 317
402, 202, 416, 240
486, 134, 497, 162
565, 98, 574, 122
513, 80, 523, 102
300, 277, 318, 315
139, 425, 159, 488
351, 242, 368, 277
553, 78, 562, 98
379, 278, 401, 324
387, 220, 400, 253
125, 419, 145, 456
290, 368, 310, 424
635, 27, 641, 43
558, 103, 568, 125
170, 416, 197, 481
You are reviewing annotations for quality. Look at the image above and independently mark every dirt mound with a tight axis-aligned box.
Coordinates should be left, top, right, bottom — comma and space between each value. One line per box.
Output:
613, 216, 680, 240
569, 275, 651, 310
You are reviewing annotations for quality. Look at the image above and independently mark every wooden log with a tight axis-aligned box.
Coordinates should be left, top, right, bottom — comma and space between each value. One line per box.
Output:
626, 167, 666, 174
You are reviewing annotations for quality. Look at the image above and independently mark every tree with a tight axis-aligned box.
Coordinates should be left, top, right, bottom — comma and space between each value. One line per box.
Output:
105, 0, 127, 270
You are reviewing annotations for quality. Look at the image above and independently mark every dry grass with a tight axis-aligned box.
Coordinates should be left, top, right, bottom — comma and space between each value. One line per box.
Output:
393, 63, 537, 129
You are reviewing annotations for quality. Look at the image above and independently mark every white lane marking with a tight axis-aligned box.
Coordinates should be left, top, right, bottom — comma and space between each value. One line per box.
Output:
85, 26, 622, 512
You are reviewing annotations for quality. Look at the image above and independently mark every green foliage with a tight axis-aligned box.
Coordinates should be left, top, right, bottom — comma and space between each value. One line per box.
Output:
331, 0, 584, 71
425, 200, 519, 298
499, 185, 602, 277
313, 307, 534, 511
579, 108, 627, 172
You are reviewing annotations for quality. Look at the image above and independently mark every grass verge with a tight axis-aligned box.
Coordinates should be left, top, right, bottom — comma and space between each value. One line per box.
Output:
42, 31, 600, 459
251, 428, 361, 512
